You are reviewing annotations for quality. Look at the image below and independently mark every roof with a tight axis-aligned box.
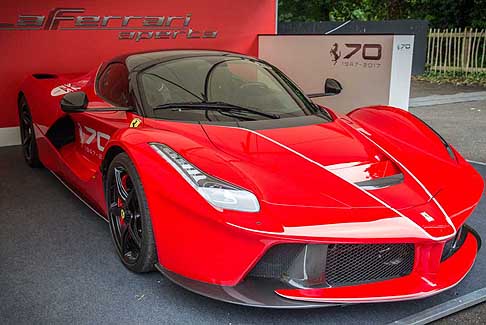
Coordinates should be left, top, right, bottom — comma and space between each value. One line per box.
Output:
109, 50, 252, 72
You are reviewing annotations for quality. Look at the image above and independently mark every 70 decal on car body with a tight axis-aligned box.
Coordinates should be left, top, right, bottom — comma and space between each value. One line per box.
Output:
77, 123, 110, 159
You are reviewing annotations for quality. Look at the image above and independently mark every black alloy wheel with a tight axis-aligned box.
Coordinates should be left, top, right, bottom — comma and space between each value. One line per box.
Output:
106, 153, 157, 272
18, 96, 42, 167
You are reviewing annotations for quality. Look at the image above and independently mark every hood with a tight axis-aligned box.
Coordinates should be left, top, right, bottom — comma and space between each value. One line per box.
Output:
145, 117, 455, 239
201, 119, 432, 211
199, 118, 459, 238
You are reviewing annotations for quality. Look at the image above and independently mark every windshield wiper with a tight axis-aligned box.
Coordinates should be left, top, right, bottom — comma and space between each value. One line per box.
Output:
142, 73, 204, 101
153, 101, 280, 119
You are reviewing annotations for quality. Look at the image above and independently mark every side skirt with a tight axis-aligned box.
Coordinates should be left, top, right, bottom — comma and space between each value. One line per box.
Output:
49, 170, 108, 222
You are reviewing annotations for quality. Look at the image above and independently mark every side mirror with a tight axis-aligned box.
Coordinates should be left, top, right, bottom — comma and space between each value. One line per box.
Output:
61, 91, 88, 113
324, 78, 342, 96
307, 78, 343, 98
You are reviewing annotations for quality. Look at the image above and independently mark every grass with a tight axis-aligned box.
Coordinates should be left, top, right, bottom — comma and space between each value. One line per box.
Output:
414, 70, 486, 87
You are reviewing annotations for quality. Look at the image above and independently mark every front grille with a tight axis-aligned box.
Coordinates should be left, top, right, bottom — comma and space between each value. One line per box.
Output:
248, 243, 415, 288
325, 243, 415, 287
249, 244, 305, 279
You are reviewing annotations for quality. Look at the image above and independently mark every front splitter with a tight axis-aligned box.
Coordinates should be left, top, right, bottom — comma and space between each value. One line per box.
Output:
155, 264, 341, 308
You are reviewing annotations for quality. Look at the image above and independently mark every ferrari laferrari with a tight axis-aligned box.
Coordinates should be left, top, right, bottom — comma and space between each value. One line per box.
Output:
18, 50, 483, 307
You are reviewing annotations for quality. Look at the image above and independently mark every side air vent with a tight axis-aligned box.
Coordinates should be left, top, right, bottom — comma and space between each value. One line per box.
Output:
355, 173, 404, 190
32, 73, 58, 79
441, 226, 468, 262
46, 116, 75, 149
249, 244, 305, 279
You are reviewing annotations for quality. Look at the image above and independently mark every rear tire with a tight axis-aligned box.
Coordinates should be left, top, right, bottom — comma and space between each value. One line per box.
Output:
105, 153, 157, 273
18, 96, 42, 168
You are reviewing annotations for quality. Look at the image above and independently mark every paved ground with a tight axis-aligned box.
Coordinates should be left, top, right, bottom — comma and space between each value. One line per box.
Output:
411, 100, 486, 162
410, 80, 486, 98
434, 303, 486, 325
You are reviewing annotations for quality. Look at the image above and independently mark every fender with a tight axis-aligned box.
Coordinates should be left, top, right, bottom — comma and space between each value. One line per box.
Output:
347, 105, 484, 228
347, 105, 452, 161
20, 70, 97, 135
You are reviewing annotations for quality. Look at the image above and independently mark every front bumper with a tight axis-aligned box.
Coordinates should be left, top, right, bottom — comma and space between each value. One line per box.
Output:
156, 225, 481, 308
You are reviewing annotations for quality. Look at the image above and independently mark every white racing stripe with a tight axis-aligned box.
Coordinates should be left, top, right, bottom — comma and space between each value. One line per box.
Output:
217, 125, 456, 241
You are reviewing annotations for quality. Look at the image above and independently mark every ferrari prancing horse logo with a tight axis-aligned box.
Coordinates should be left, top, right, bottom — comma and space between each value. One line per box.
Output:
130, 118, 142, 128
420, 211, 435, 222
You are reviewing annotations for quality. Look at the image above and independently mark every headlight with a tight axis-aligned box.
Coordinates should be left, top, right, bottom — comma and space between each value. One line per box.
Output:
150, 143, 260, 212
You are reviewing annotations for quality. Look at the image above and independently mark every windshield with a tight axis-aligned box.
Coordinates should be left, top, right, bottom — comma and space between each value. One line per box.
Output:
140, 56, 320, 122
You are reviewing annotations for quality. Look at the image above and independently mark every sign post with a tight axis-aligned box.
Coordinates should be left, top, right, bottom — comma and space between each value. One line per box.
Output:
258, 34, 414, 113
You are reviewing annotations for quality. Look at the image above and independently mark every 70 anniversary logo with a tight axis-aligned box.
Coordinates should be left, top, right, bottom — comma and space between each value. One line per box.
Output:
0, 8, 218, 42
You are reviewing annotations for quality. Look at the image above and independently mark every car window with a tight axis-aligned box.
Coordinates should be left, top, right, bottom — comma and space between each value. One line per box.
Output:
208, 60, 303, 115
140, 56, 319, 122
141, 73, 201, 108
98, 63, 130, 107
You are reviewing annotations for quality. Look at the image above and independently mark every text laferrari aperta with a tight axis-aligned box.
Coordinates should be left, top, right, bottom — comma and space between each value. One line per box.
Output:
19, 50, 483, 307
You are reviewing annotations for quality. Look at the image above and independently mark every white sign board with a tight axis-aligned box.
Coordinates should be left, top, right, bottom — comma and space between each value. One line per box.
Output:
258, 34, 414, 113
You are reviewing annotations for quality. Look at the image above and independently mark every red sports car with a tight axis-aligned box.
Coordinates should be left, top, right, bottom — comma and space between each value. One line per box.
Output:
19, 50, 483, 307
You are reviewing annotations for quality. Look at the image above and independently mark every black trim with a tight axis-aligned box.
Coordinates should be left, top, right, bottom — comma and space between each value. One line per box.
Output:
307, 93, 327, 98
155, 264, 340, 308
32, 73, 58, 79
238, 115, 329, 130
127, 50, 250, 72
140, 114, 329, 130
86, 107, 133, 112
129, 71, 147, 117
465, 224, 482, 251
199, 115, 330, 130
355, 173, 404, 189
441, 225, 482, 262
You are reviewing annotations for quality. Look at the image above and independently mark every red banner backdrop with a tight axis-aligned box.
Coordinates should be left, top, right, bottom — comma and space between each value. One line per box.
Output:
0, 0, 276, 128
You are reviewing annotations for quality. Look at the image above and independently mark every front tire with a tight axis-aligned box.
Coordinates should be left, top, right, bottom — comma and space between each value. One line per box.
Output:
105, 153, 157, 273
18, 96, 42, 168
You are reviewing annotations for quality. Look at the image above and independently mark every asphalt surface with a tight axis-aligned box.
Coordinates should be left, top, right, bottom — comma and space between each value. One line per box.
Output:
410, 80, 486, 98
434, 303, 486, 325
411, 100, 486, 162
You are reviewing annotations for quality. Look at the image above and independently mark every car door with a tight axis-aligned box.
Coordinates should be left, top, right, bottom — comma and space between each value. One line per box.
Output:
76, 63, 131, 164
63, 63, 136, 208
